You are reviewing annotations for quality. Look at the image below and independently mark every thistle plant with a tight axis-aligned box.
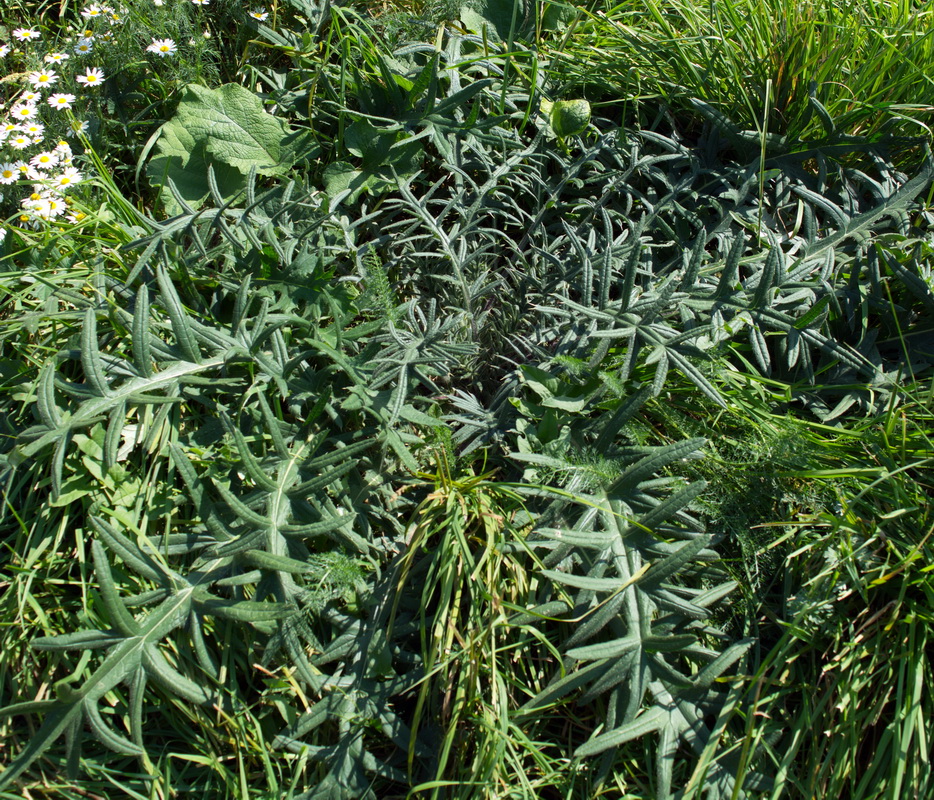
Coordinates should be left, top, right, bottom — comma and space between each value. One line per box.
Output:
1, 2, 933, 798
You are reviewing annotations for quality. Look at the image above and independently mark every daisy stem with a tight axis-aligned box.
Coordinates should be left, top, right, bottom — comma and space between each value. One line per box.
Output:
68, 113, 150, 231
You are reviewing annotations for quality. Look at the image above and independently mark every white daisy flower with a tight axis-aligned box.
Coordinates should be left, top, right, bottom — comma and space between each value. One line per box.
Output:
54, 141, 73, 157
44, 52, 70, 64
249, 9, 269, 21
76, 67, 105, 87
10, 103, 38, 121
22, 122, 45, 139
19, 90, 42, 103
66, 210, 88, 224
74, 38, 94, 55
81, 4, 105, 18
0, 163, 18, 184
146, 38, 177, 57
16, 161, 41, 179
47, 197, 69, 218
0, 44, 11, 57
13, 28, 41, 42
28, 70, 58, 90
9, 134, 32, 150
31, 151, 59, 170
53, 167, 83, 189
67, 119, 90, 137
191, 0, 210, 5
33, 195, 68, 220
22, 189, 46, 209
48, 92, 77, 110
17, 213, 43, 229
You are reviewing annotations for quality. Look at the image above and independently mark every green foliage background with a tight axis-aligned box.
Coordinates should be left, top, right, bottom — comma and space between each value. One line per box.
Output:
1, 1, 933, 798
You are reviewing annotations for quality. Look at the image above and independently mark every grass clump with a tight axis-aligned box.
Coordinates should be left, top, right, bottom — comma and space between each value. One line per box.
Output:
729, 385, 934, 799
550, 0, 934, 144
